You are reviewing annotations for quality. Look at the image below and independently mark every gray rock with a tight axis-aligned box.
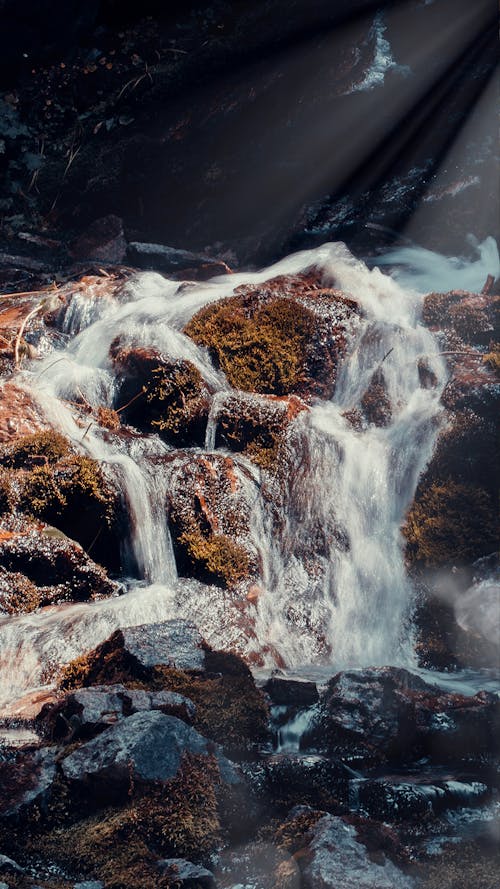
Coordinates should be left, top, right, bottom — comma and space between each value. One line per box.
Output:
39, 684, 195, 739
126, 242, 229, 277
117, 620, 206, 672
2, 747, 57, 817
73, 883, 105, 889
61, 711, 239, 793
0, 855, 23, 874
302, 813, 413, 889
157, 858, 215, 887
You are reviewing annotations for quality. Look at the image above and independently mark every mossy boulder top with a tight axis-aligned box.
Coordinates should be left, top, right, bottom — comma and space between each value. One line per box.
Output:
184, 272, 360, 400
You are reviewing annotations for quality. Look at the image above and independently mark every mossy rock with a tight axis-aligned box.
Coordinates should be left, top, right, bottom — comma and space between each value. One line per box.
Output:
184, 277, 358, 399
360, 368, 392, 427
59, 636, 269, 752
0, 429, 70, 469
1, 431, 121, 571
403, 479, 498, 567
166, 453, 258, 589
17, 754, 221, 889
112, 346, 211, 445
213, 391, 307, 472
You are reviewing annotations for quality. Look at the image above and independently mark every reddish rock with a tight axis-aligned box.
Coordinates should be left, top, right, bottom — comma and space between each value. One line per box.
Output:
166, 452, 259, 588
70, 215, 127, 265
0, 383, 47, 442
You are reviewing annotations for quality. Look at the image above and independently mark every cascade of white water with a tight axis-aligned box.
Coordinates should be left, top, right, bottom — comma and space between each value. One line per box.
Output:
0, 239, 496, 709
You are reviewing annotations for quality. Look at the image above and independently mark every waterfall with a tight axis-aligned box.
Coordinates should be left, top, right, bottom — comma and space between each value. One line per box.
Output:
1, 239, 495, 710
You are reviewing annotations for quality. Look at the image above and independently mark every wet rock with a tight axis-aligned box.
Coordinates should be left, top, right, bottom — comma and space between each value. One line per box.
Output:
156, 859, 215, 887
71, 215, 126, 265
0, 747, 57, 817
60, 711, 239, 803
246, 755, 350, 812
0, 855, 23, 875
184, 273, 359, 399
0, 430, 122, 571
277, 808, 413, 889
126, 243, 231, 279
423, 290, 499, 348
303, 667, 500, 764
360, 368, 392, 427
0, 383, 47, 442
263, 677, 319, 706
0, 526, 118, 606
37, 683, 196, 740
357, 778, 489, 822
166, 452, 259, 589
210, 390, 308, 471
60, 620, 206, 689
112, 346, 212, 445
73, 882, 104, 889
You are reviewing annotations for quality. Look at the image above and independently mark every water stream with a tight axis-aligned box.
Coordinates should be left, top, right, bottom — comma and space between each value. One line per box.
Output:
0, 239, 497, 711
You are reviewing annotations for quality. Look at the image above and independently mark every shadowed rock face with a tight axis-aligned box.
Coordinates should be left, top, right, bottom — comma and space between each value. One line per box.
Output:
302, 666, 500, 764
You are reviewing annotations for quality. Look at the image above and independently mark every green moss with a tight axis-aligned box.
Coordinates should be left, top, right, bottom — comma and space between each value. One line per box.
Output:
483, 342, 500, 374
185, 296, 316, 396
20, 454, 116, 558
0, 430, 70, 469
148, 361, 208, 441
178, 528, 250, 588
403, 479, 498, 567
20, 755, 221, 889
59, 640, 270, 750
418, 840, 500, 889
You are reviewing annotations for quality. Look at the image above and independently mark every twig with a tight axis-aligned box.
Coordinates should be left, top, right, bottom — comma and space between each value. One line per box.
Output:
14, 305, 42, 366
81, 422, 93, 442
116, 386, 146, 414
380, 347, 394, 364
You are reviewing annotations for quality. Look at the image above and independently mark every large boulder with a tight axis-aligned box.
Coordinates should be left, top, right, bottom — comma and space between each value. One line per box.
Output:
184, 274, 359, 399
302, 667, 500, 764
60, 711, 239, 802
274, 807, 413, 889
60, 620, 207, 688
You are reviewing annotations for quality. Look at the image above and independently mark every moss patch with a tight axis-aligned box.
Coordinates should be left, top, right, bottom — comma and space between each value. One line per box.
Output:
403, 480, 498, 567
0, 430, 70, 469
17, 754, 221, 889
184, 281, 357, 399
59, 640, 269, 751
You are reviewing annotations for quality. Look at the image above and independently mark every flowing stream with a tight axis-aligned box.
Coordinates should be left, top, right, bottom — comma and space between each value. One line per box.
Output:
0, 239, 497, 711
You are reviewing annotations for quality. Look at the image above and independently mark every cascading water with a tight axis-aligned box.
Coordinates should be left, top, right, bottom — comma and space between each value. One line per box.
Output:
0, 239, 496, 712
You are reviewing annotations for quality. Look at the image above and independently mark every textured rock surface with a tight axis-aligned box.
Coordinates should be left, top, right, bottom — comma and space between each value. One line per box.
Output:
303, 667, 500, 763
37, 683, 196, 739
60, 710, 239, 791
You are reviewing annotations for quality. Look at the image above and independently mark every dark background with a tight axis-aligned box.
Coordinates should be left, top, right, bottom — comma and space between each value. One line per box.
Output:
0, 0, 498, 267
